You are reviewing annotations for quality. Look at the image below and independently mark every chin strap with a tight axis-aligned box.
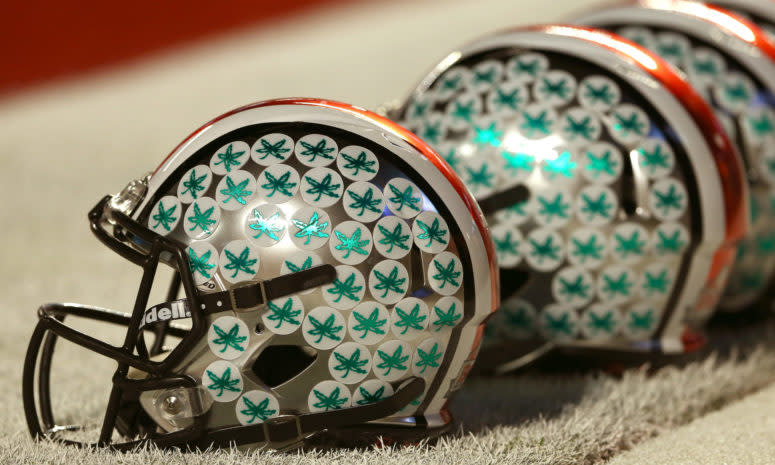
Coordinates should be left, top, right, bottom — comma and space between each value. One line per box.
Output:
196, 377, 426, 449
139, 264, 337, 329
478, 184, 529, 216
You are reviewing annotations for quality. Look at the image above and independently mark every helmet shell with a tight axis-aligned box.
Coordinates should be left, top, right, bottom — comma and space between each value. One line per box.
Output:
130, 99, 497, 446
578, 0, 775, 313
393, 26, 747, 371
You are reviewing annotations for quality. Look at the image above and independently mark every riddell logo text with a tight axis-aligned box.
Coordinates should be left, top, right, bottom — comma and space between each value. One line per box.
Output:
140, 302, 190, 328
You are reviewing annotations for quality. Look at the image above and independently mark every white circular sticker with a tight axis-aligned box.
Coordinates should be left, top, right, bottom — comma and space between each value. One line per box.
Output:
289, 207, 332, 250
352, 379, 394, 406
713, 72, 755, 115
607, 104, 651, 146
415, 113, 448, 148
337, 145, 379, 182
348, 301, 390, 346
523, 228, 565, 272
262, 295, 305, 335
207, 316, 250, 360
622, 303, 660, 340
148, 195, 182, 235
219, 240, 260, 284
580, 303, 622, 340
638, 262, 674, 301
566, 228, 608, 270
187, 242, 219, 285
446, 92, 483, 130
343, 181, 385, 223
308, 380, 351, 412
518, 103, 557, 140
368, 260, 409, 304
251, 133, 294, 166
210, 141, 250, 175
533, 70, 577, 107
580, 142, 623, 185
202, 360, 243, 403
575, 185, 618, 227
328, 342, 372, 385
533, 187, 572, 228
384, 178, 424, 219
373, 216, 413, 259
428, 251, 463, 296
430, 296, 463, 333
487, 81, 527, 116
652, 222, 689, 256
215, 170, 256, 211
183, 197, 221, 239
390, 297, 430, 341
578, 75, 621, 112
177, 165, 213, 203
302, 306, 346, 350
460, 156, 498, 199
538, 304, 579, 342
329, 221, 373, 265
490, 223, 522, 268
468, 59, 503, 93
412, 338, 444, 378
235, 390, 280, 425
551, 266, 595, 309
597, 265, 637, 305
617, 26, 656, 50
373, 340, 412, 382
610, 223, 649, 265
300, 167, 344, 208
433, 66, 470, 99
245, 203, 286, 247
322, 265, 366, 310
637, 138, 675, 179
649, 177, 688, 221
505, 53, 549, 83
255, 164, 300, 204
560, 107, 601, 147
413, 211, 450, 254
295, 134, 338, 167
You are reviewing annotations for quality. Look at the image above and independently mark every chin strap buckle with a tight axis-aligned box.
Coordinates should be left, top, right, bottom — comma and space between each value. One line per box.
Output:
262, 415, 303, 446
228, 280, 267, 313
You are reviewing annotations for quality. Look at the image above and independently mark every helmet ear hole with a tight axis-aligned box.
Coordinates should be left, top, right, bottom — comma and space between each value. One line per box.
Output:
251, 345, 317, 387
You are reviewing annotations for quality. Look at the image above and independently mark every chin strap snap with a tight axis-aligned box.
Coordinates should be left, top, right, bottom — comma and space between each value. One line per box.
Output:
197, 377, 426, 449
139, 264, 336, 329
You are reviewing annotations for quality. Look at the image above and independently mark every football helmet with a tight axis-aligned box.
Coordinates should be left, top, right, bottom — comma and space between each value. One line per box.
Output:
391, 26, 747, 372
22, 99, 498, 450
577, 0, 775, 315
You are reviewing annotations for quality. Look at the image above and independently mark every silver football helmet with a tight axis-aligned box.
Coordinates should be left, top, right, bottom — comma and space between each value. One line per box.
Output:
391, 26, 748, 372
22, 99, 498, 449
577, 0, 775, 316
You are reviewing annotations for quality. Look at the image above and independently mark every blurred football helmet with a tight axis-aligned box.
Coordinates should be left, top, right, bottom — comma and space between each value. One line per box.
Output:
391, 26, 747, 372
577, 0, 775, 315
22, 99, 498, 450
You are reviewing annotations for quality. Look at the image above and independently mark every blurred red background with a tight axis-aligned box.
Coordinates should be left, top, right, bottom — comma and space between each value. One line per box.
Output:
0, 0, 349, 97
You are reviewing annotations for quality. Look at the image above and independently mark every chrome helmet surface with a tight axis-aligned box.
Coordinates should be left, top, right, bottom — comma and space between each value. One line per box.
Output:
22, 99, 498, 450
392, 26, 747, 373
577, 0, 775, 315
